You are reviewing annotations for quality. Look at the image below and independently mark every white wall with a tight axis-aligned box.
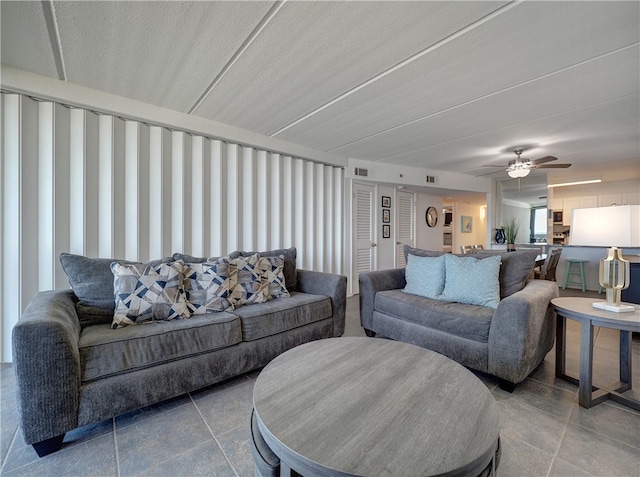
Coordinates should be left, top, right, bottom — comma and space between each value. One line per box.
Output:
415, 192, 444, 251
0, 93, 344, 362
550, 179, 640, 204
454, 202, 488, 251
376, 184, 398, 270
502, 201, 531, 244
346, 157, 493, 195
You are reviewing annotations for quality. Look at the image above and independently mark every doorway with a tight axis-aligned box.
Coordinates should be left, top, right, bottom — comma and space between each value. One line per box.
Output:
351, 182, 376, 294
395, 190, 415, 267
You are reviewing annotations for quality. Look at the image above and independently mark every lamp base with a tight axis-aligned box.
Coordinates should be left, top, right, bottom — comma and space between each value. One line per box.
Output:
592, 301, 635, 313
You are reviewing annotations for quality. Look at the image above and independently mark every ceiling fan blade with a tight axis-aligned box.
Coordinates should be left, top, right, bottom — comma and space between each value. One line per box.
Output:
533, 163, 572, 169
532, 156, 558, 165
482, 164, 509, 167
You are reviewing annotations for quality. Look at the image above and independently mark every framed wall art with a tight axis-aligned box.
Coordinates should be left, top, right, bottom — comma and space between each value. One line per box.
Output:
382, 209, 390, 223
461, 216, 473, 233
381, 196, 391, 208
382, 224, 390, 238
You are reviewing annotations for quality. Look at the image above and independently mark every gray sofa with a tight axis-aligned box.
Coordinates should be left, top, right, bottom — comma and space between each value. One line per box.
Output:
12, 248, 347, 457
359, 247, 558, 391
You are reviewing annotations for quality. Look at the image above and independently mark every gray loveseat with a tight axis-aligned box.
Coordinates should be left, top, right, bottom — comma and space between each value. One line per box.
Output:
12, 247, 346, 457
359, 247, 558, 391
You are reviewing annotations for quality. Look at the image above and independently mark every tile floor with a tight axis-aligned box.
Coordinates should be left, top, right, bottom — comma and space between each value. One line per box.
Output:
1, 289, 639, 476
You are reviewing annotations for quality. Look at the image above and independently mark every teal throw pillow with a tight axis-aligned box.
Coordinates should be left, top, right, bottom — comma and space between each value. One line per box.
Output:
440, 254, 501, 309
403, 254, 445, 299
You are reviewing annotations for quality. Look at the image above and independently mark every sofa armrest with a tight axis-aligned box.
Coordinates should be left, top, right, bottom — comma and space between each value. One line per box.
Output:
12, 290, 82, 445
359, 268, 406, 332
488, 280, 559, 384
296, 270, 347, 337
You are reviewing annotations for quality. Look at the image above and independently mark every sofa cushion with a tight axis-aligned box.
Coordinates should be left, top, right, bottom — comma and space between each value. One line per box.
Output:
374, 289, 494, 343
173, 253, 217, 264
403, 245, 443, 262
236, 247, 297, 291
60, 253, 169, 327
183, 261, 233, 313
403, 246, 537, 298
475, 250, 537, 298
228, 254, 268, 307
233, 292, 332, 341
79, 311, 241, 382
440, 254, 501, 308
260, 255, 290, 300
172, 252, 241, 263
111, 261, 190, 328
403, 254, 445, 299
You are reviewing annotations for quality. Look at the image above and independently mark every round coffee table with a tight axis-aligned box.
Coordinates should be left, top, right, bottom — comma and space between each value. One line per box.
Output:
253, 337, 500, 476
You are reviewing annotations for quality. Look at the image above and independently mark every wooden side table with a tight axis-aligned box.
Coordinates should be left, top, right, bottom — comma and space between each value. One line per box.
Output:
552, 297, 640, 411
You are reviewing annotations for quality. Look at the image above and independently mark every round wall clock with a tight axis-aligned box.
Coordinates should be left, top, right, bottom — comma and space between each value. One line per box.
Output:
426, 206, 438, 227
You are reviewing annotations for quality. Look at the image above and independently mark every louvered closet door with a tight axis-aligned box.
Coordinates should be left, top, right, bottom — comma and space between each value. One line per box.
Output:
352, 182, 376, 294
396, 191, 415, 268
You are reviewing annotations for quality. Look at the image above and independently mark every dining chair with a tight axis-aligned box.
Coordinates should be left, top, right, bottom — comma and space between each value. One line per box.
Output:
472, 244, 484, 251
534, 248, 562, 281
460, 245, 473, 254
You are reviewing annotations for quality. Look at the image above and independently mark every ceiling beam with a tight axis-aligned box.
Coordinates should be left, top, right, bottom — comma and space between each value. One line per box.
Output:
41, 0, 66, 81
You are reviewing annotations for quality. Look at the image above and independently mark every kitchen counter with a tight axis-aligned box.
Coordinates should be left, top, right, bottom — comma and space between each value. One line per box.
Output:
491, 243, 552, 254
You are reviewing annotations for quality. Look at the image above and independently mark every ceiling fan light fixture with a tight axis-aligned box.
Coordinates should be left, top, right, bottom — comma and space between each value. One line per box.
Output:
507, 167, 530, 178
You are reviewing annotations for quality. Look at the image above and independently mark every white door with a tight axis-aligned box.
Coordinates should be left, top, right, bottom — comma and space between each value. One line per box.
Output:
395, 191, 415, 267
352, 182, 376, 294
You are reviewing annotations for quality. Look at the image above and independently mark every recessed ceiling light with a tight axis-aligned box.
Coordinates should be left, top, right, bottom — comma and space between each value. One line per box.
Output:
547, 179, 602, 188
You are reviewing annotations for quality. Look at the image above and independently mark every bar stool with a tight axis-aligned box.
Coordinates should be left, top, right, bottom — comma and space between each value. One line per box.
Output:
563, 259, 587, 292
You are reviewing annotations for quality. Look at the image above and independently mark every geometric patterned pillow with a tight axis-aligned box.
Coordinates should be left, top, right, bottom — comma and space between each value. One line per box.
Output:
111, 260, 190, 329
227, 253, 268, 307
259, 255, 290, 300
183, 260, 233, 314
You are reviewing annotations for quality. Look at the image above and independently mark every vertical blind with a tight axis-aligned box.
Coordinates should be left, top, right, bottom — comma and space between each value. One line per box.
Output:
0, 93, 344, 362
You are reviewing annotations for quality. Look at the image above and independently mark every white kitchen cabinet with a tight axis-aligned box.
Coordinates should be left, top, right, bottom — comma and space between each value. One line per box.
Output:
562, 197, 580, 226
623, 192, 640, 205
598, 194, 622, 207
580, 196, 598, 208
548, 198, 562, 211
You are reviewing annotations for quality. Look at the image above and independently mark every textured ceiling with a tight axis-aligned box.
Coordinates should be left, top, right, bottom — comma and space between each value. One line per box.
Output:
2, 0, 639, 203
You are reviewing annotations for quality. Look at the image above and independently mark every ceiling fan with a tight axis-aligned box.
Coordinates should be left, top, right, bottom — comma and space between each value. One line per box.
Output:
485, 147, 572, 178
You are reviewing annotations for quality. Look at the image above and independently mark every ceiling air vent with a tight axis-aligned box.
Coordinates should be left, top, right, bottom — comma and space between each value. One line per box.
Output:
354, 167, 369, 177
426, 175, 436, 184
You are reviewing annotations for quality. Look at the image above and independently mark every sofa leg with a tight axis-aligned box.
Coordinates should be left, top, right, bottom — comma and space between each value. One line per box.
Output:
498, 379, 517, 393
32, 434, 65, 457
364, 329, 376, 337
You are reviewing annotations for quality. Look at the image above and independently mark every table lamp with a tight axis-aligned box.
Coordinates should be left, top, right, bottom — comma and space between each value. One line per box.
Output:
592, 247, 633, 313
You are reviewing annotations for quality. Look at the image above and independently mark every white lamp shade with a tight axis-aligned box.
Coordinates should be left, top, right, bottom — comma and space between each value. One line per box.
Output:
507, 168, 530, 178
571, 205, 639, 247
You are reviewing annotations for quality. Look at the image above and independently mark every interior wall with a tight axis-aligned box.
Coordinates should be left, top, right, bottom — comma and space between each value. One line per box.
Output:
415, 192, 444, 252
376, 184, 397, 270
502, 202, 531, 244
0, 93, 344, 362
549, 179, 640, 204
453, 202, 488, 251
